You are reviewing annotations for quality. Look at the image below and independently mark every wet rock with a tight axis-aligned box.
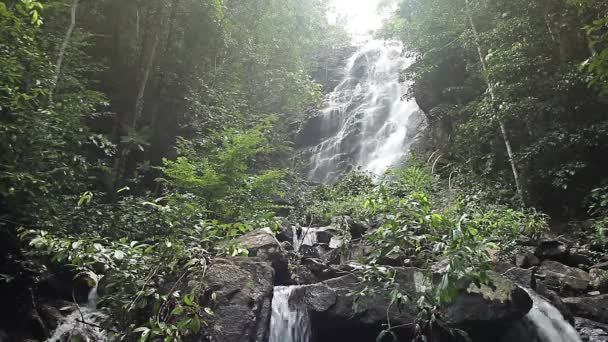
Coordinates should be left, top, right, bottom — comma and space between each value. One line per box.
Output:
38, 303, 64, 330
235, 228, 288, 281
515, 252, 540, 269
575, 317, 608, 342
22, 309, 48, 341
315, 226, 339, 244
343, 217, 372, 239
538, 260, 590, 294
441, 273, 532, 328
378, 252, 406, 267
39, 268, 96, 303
276, 218, 294, 243
590, 269, 608, 292
567, 248, 593, 267
535, 282, 574, 323
591, 261, 608, 270
298, 245, 320, 259
563, 295, 608, 323
200, 258, 275, 342
294, 268, 531, 330
535, 240, 569, 262
493, 262, 534, 288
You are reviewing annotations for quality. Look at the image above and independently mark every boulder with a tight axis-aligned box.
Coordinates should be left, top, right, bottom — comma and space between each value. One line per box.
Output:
315, 226, 339, 244
235, 228, 288, 281
276, 218, 294, 244
39, 267, 96, 303
535, 240, 569, 262
590, 269, 608, 292
441, 273, 532, 327
38, 303, 64, 330
293, 268, 531, 330
493, 262, 535, 289
538, 260, 590, 294
201, 258, 275, 342
515, 252, 540, 269
567, 248, 593, 267
592, 261, 608, 270
22, 309, 48, 341
575, 317, 608, 342
564, 295, 608, 323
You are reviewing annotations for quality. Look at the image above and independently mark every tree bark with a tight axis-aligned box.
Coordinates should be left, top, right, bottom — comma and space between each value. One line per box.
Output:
111, 2, 162, 195
50, 0, 80, 103
465, 0, 525, 204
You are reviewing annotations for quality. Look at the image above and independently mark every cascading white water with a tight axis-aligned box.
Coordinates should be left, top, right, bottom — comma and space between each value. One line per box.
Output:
269, 286, 311, 342
308, 38, 421, 183
292, 227, 318, 252
523, 290, 582, 342
47, 276, 108, 342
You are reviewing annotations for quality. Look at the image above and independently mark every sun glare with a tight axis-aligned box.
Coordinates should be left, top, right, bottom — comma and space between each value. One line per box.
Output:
328, 0, 391, 35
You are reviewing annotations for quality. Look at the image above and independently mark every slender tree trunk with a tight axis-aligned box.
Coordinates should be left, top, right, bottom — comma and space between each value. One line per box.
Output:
465, 0, 525, 204
50, 0, 80, 103
111, 3, 162, 195
132, 32, 160, 129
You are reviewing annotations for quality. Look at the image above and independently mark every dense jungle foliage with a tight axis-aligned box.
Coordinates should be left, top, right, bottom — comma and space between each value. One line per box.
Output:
0, 0, 607, 341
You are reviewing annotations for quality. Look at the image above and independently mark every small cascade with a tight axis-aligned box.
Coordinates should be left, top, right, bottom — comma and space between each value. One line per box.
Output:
524, 290, 582, 342
269, 286, 311, 342
292, 227, 318, 251
47, 275, 108, 342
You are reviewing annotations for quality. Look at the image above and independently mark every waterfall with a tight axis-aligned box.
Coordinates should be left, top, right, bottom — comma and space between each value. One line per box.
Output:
47, 276, 108, 342
269, 286, 311, 342
292, 227, 318, 252
307, 38, 422, 183
523, 290, 582, 342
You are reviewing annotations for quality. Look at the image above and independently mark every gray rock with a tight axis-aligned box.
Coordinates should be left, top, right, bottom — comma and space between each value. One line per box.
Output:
592, 261, 608, 270
38, 303, 64, 330
515, 252, 540, 269
535, 240, 569, 261
590, 269, 608, 292
276, 218, 294, 243
201, 258, 275, 342
294, 268, 531, 329
315, 226, 339, 244
493, 262, 535, 289
567, 248, 593, 267
564, 295, 608, 323
538, 260, 590, 294
23, 309, 48, 341
575, 317, 608, 342
235, 228, 288, 280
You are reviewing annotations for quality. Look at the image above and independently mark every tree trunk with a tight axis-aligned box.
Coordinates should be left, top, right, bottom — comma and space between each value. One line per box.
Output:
50, 0, 80, 103
132, 31, 160, 129
465, 0, 525, 204
111, 3, 162, 195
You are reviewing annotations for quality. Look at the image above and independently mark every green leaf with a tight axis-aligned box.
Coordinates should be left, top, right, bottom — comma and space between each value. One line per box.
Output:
190, 315, 201, 334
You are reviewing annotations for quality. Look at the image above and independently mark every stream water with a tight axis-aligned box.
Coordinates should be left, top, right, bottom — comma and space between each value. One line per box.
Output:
268, 285, 582, 342
308, 38, 422, 183
517, 290, 582, 342
269, 286, 311, 342
47, 277, 107, 342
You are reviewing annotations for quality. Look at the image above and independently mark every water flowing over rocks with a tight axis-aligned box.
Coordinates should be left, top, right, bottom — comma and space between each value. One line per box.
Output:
297, 39, 426, 183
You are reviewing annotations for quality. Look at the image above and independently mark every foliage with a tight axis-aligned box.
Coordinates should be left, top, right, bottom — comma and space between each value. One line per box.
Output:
383, 0, 608, 214
159, 121, 287, 221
